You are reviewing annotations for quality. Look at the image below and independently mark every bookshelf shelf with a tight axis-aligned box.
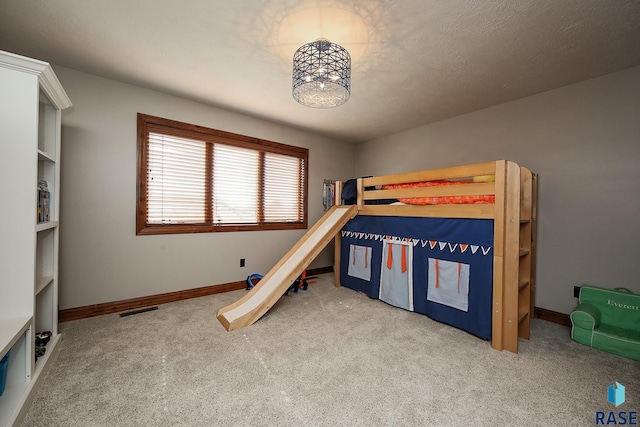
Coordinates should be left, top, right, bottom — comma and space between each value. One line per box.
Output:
37, 149, 55, 163
35, 276, 54, 296
0, 317, 31, 358
35, 221, 58, 232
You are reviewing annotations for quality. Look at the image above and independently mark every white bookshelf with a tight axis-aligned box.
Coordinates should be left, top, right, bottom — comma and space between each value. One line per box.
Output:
0, 50, 71, 427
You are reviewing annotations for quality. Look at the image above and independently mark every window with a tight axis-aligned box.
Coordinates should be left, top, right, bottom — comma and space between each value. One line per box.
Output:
137, 114, 308, 235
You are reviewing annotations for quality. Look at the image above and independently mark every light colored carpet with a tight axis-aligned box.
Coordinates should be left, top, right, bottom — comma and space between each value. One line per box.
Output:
22, 274, 639, 426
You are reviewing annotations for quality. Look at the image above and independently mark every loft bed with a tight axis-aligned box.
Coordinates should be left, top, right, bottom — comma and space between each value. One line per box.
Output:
333, 160, 537, 353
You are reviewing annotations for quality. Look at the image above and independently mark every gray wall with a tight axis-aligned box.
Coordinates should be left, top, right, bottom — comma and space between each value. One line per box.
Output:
354, 66, 640, 315
56, 64, 640, 315
56, 66, 355, 310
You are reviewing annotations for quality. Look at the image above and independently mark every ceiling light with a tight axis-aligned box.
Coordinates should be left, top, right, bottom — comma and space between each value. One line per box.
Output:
292, 39, 351, 109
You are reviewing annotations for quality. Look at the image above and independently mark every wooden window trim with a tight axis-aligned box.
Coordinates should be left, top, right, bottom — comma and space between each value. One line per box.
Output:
136, 113, 308, 235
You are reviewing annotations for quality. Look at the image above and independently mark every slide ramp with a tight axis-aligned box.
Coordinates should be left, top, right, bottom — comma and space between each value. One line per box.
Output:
217, 205, 357, 331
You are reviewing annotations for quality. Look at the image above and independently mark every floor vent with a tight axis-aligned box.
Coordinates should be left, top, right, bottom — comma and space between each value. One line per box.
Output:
119, 306, 158, 317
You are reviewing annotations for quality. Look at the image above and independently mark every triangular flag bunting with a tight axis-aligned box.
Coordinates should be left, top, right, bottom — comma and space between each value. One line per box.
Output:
412, 239, 419, 246
460, 244, 468, 253
429, 240, 438, 249
438, 242, 447, 250
470, 245, 479, 254
481, 246, 492, 256
448, 243, 458, 253
421, 240, 429, 247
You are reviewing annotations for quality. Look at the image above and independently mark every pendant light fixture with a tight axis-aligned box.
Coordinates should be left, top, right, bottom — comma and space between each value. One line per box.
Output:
292, 39, 351, 108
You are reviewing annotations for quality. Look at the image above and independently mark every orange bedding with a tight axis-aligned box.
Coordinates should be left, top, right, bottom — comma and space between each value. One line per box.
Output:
382, 180, 495, 205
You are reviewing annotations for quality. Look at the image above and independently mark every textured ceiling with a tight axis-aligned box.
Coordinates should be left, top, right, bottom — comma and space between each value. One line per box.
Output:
1, 0, 639, 143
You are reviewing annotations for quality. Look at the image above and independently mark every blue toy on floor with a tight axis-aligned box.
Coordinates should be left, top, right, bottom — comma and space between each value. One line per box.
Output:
245, 273, 263, 290
245, 271, 308, 295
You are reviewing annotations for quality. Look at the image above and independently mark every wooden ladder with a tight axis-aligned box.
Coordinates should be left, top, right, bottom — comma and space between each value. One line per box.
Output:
517, 168, 537, 341
493, 161, 538, 353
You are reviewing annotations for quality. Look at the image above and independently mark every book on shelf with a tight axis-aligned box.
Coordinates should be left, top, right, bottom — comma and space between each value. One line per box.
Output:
37, 180, 50, 223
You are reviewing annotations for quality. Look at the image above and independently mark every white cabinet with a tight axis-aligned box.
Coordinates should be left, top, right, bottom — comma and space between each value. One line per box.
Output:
0, 50, 71, 427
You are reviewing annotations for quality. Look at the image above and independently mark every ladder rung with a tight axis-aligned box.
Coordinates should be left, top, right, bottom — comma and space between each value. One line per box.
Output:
518, 311, 529, 323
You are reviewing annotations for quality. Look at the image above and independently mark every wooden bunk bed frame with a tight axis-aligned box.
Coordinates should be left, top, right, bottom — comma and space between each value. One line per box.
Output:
333, 160, 537, 353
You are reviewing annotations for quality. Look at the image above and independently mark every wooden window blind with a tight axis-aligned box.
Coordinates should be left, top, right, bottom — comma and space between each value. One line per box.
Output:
137, 114, 308, 235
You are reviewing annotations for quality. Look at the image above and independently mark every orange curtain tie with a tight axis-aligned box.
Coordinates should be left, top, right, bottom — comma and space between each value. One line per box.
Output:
401, 245, 407, 273
365, 247, 368, 269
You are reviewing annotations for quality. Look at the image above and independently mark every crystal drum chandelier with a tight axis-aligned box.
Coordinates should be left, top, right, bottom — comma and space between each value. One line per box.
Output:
292, 39, 351, 108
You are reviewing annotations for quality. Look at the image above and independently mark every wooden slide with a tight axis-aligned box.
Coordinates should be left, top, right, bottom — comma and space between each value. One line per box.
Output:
217, 205, 358, 331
